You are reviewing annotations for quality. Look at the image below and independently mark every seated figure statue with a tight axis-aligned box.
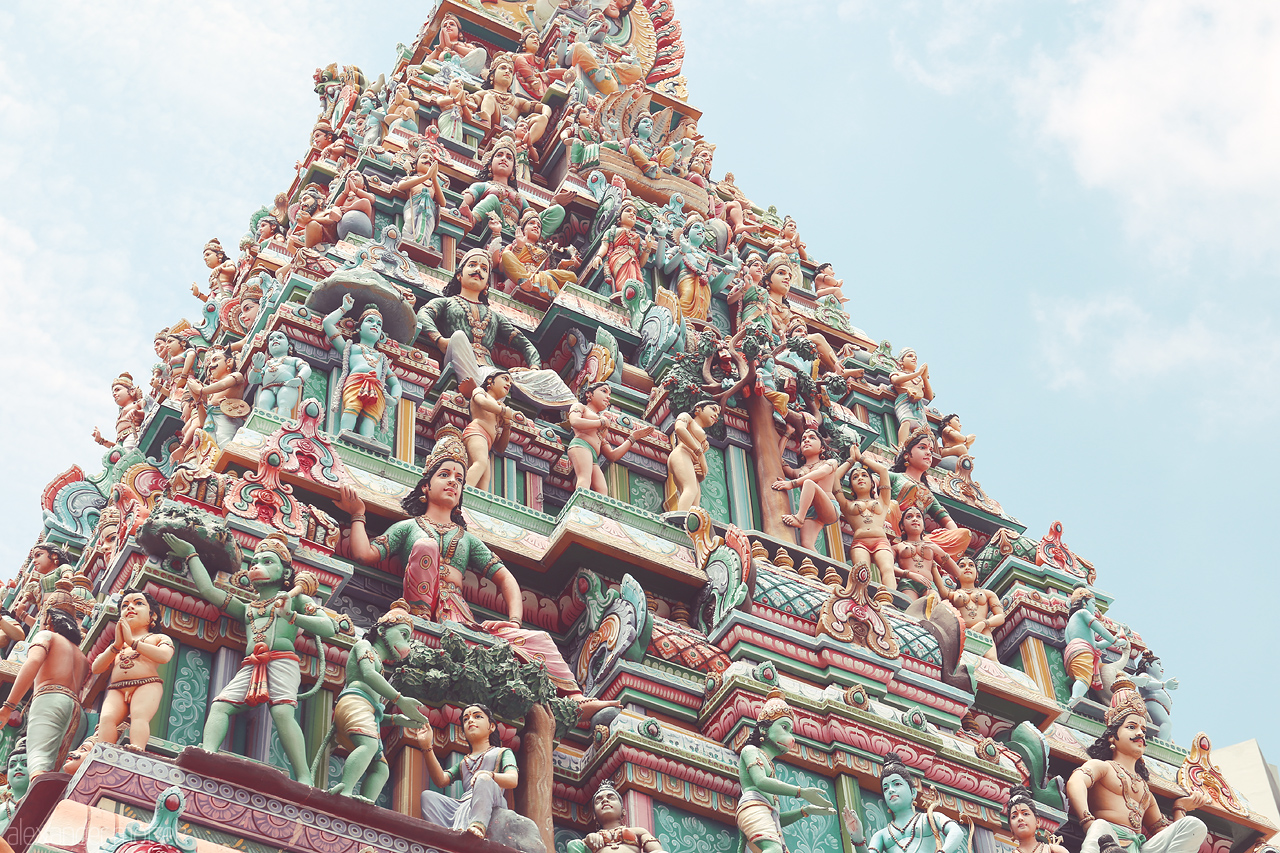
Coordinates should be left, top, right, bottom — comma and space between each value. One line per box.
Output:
412, 703, 515, 839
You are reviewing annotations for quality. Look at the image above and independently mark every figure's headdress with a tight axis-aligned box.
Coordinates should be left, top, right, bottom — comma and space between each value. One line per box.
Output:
360, 303, 383, 322
1069, 584, 1094, 608
422, 434, 468, 474
763, 252, 791, 279
881, 751, 916, 790
111, 372, 137, 392
313, 119, 335, 138
240, 279, 264, 302
1105, 676, 1152, 726
377, 599, 415, 630
1005, 785, 1037, 821
519, 208, 541, 228
898, 347, 916, 360
204, 238, 228, 260
757, 687, 794, 723
254, 531, 292, 566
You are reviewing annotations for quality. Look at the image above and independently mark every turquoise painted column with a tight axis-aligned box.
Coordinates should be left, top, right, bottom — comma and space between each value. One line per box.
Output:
725, 445, 753, 530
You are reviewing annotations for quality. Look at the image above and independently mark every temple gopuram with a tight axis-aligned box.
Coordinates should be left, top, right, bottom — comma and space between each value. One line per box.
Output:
2, 5, 1275, 853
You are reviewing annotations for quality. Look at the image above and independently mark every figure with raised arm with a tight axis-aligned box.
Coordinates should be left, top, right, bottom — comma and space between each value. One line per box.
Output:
412, 703, 516, 839
844, 752, 966, 853
463, 370, 522, 490
931, 554, 1004, 659
92, 373, 145, 451
759, 254, 862, 378
247, 331, 312, 419
736, 688, 835, 853
2, 608, 89, 777
584, 197, 657, 300
336, 437, 617, 718
772, 426, 839, 551
424, 14, 488, 76
1130, 652, 1178, 742
567, 780, 668, 853
191, 238, 237, 303
834, 446, 899, 591
325, 601, 429, 801
513, 27, 570, 100
665, 400, 721, 512
499, 208, 581, 304
90, 588, 174, 753
323, 295, 403, 438
568, 382, 654, 494
1066, 688, 1208, 853
184, 345, 248, 448
396, 145, 447, 248
1064, 586, 1121, 702
430, 77, 472, 145
478, 53, 550, 143
161, 531, 337, 785
888, 429, 971, 559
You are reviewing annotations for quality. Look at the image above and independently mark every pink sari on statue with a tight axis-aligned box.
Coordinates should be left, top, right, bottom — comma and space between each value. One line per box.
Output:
403, 535, 577, 693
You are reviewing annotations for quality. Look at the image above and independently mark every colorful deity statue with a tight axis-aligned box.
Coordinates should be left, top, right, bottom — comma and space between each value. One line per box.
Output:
847, 752, 967, 853
932, 554, 1004, 659
567, 382, 654, 494
812, 263, 846, 303
323, 295, 403, 438
499, 208, 581, 304
424, 14, 488, 78
887, 429, 971, 559
383, 78, 420, 136
736, 688, 835, 853
336, 437, 616, 718
585, 197, 657, 300
463, 369, 522, 490
413, 703, 516, 839
324, 601, 429, 801
162, 531, 338, 786
1066, 686, 1209, 853
479, 52, 551, 144
14, 543, 69, 629
396, 143, 447, 252
191, 238, 237, 303
331, 169, 376, 242
665, 400, 722, 512
247, 330, 312, 419
0, 739, 29, 834
2, 608, 89, 778
419, 246, 576, 409
890, 349, 933, 446
92, 372, 145, 451
1131, 652, 1178, 741
566, 11, 644, 99
893, 505, 962, 600
686, 142, 761, 240
1005, 786, 1068, 853
183, 345, 248, 449
513, 27, 571, 100
89, 588, 175, 753
603, 112, 682, 179
758, 254, 862, 378
655, 211, 715, 323
834, 447, 900, 591
457, 135, 569, 235
937, 414, 975, 459
567, 780, 668, 853
565, 103, 604, 173
1064, 585, 1121, 702
429, 77, 472, 145
772, 426, 840, 551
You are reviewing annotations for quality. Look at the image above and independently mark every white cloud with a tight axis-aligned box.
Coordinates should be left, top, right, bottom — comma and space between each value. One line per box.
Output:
1023, 0, 1280, 267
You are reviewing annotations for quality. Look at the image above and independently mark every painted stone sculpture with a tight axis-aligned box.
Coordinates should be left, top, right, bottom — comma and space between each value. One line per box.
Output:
584, 197, 657, 300
834, 447, 899, 591
90, 588, 175, 753
736, 688, 835, 853
323, 601, 429, 801
162, 531, 338, 785
664, 400, 721, 512
937, 414, 975, 459
2, 608, 89, 777
414, 703, 517, 839
894, 505, 962, 599
888, 430, 971, 559
337, 437, 614, 717
890, 349, 933, 446
92, 373, 145, 450
323, 295, 403, 439
478, 53, 550, 144
463, 369, 521, 490
1064, 585, 1121, 702
567, 382, 654, 494
772, 426, 839, 551
1065, 686, 1209, 853
0, 738, 28, 834
395, 143, 447, 249
1005, 786, 1068, 853
850, 752, 966, 853
183, 345, 248, 450
1131, 652, 1177, 741
247, 330, 312, 419
931, 555, 1004, 660
566, 780, 667, 853
419, 246, 576, 409
499, 208, 581, 304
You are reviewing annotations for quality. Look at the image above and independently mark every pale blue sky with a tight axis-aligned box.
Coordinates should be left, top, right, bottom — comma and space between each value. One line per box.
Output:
1, 1, 1275, 765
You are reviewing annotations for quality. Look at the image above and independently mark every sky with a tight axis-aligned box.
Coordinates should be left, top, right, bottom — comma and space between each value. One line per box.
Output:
1, 0, 1276, 769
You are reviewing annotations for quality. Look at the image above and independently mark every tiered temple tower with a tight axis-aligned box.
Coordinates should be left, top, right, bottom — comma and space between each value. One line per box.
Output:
1, 4, 1273, 853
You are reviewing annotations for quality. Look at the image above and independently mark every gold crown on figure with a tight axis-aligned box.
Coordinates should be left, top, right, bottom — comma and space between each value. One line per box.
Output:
757, 687, 795, 723
254, 531, 293, 565
421, 432, 468, 474
1105, 676, 1152, 726
1069, 585, 1094, 607
377, 599, 415, 629
359, 303, 383, 322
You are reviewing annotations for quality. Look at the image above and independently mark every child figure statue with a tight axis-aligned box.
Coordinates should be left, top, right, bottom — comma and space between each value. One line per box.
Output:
665, 400, 722, 512
893, 506, 962, 601
248, 330, 312, 419
162, 531, 338, 785
413, 703, 517, 839
324, 601, 429, 801
736, 688, 835, 853
771, 427, 840, 551
92, 373, 145, 450
568, 382, 654, 495
463, 370, 521, 490
1006, 786, 1068, 853
567, 780, 668, 853
323, 295, 403, 439
90, 588, 175, 753
834, 447, 899, 591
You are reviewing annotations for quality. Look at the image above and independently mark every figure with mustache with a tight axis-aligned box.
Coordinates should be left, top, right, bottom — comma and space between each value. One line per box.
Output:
324, 600, 429, 801
1066, 684, 1209, 853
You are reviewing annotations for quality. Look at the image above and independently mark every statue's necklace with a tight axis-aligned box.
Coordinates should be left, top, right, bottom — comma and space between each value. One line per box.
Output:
887, 814, 922, 850
1107, 761, 1147, 829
